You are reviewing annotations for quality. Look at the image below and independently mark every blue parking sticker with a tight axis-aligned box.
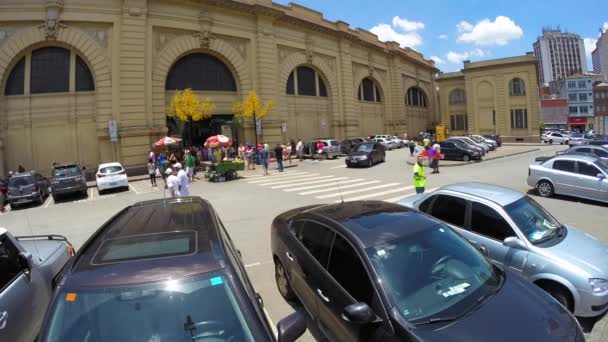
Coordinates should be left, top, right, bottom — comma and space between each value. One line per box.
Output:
210, 276, 223, 286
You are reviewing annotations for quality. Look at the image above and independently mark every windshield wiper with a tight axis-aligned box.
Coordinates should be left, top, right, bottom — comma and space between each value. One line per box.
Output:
414, 314, 467, 325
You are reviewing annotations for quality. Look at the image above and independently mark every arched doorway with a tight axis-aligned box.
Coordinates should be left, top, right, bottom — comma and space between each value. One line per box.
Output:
165, 52, 238, 146
356, 77, 384, 136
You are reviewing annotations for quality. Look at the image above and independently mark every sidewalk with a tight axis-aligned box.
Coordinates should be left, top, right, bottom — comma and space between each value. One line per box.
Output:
405, 145, 540, 167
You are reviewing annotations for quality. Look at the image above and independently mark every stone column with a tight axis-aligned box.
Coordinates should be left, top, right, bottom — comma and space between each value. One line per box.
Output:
337, 36, 355, 137
255, 14, 280, 144
387, 46, 405, 135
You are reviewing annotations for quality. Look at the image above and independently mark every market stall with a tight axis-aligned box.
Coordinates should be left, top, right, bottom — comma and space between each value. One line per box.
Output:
203, 135, 244, 182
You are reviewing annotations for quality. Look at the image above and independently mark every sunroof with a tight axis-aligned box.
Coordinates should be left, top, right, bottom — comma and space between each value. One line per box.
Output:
92, 231, 197, 265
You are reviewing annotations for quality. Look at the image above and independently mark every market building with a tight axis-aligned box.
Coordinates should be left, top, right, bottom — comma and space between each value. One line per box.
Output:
436, 54, 541, 142
0, 0, 439, 176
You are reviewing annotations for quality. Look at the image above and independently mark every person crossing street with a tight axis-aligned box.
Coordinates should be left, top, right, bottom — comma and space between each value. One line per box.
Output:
274, 143, 284, 172
413, 156, 426, 194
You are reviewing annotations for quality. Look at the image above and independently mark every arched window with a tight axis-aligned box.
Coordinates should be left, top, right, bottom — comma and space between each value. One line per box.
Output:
358, 78, 382, 102
406, 87, 428, 107
449, 89, 466, 105
166, 53, 236, 91
3, 47, 94, 95
509, 78, 526, 96
4, 57, 24, 95
285, 66, 328, 97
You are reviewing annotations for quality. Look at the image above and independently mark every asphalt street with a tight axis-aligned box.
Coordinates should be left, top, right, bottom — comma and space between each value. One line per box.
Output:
1, 144, 607, 341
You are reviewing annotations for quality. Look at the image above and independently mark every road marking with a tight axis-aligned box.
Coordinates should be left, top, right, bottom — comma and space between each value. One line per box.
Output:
89, 188, 96, 200
330, 164, 346, 169
284, 178, 363, 192
316, 182, 400, 199
263, 175, 335, 187
273, 177, 350, 190
384, 187, 438, 203
243, 170, 297, 179
129, 183, 140, 194
245, 262, 261, 267
337, 186, 414, 202
300, 180, 381, 195
43, 196, 53, 208
252, 174, 321, 186
248, 172, 310, 183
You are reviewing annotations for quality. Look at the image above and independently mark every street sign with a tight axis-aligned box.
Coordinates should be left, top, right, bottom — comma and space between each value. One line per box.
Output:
108, 120, 118, 142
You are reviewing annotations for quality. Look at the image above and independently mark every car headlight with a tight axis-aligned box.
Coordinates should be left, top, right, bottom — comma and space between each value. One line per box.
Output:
360, 155, 368, 160
589, 278, 608, 293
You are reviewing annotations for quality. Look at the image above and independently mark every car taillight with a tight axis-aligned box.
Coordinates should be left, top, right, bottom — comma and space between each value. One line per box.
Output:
96, 174, 105, 178
31, 186, 38, 192
67, 245, 75, 256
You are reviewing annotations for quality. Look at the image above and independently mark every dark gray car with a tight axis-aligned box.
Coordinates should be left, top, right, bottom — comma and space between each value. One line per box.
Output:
50, 164, 88, 200
7, 171, 49, 207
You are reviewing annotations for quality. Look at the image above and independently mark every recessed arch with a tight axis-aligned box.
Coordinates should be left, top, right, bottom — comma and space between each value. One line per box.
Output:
165, 52, 237, 91
449, 88, 466, 105
285, 65, 328, 97
357, 77, 383, 103
405, 86, 428, 107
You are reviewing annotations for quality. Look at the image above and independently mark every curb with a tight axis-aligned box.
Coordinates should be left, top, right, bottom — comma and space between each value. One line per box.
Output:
405, 148, 541, 167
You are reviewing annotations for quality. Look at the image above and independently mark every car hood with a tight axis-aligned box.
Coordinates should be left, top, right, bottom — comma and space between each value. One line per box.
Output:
412, 271, 579, 342
544, 226, 608, 276
349, 151, 370, 157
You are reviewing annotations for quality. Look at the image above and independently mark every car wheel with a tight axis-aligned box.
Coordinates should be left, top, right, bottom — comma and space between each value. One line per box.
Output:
537, 180, 554, 198
81, 189, 88, 198
462, 154, 470, 162
275, 259, 296, 301
545, 285, 573, 312
563, 140, 569, 145
52, 194, 58, 202
345, 162, 351, 168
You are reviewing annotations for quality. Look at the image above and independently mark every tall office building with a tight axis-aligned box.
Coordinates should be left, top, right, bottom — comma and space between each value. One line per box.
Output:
592, 28, 608, 78
533, 28, 588, 84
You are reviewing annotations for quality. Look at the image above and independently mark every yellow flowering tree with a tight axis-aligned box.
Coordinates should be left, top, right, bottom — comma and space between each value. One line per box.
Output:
232, 91, 274, 146
166, 88, 215, 145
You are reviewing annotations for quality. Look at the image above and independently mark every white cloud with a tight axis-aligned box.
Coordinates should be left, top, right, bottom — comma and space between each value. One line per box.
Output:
446, 49, 487, 64
584, 37, 597, 58
370, 17, 425, 48
604, 22, 608, 32
457, 16, 523, 46
438, 34, 448, 40
430, 56, 445, 64
392, 16, 425, 31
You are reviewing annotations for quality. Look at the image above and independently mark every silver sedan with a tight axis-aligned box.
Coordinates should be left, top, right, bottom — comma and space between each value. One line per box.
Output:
400, 182, 608, 318
527, 154, 608, 203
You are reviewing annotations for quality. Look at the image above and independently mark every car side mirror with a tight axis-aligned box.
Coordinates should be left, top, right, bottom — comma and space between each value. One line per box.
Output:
18, 252, 33, 281
342, 302, 378, 324
277, 311, 307, 342
597, 173, 605, 180
503, 237, 527, 250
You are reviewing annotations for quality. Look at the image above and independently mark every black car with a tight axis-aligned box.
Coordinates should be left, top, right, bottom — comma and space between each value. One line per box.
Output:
438, 141, 481, 162
271, 201, 583, 342
50, 163, 88, 200
345, 142, 386, 167
40, 197, 306, 342
7, 171, 49, 207
589, 139, 608, 146
446, 138, 485, 156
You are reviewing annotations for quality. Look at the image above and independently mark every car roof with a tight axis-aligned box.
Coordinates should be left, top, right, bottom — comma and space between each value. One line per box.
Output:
66, 197, 229, 287
98, 162, 123, 168
554, 154, 601, 163
438, 182, 524, 206
10, 171, 37, 177
306, 201, 442, 248
54, 163, 80, 168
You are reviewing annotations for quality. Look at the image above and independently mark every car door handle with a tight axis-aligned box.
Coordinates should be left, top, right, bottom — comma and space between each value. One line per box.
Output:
317, 289, 330, 303
285, 251, 294, 262
0, 311, 8, 330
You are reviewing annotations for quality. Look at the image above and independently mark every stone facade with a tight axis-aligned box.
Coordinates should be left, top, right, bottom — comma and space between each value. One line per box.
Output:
0, 0, 439, 176
436, 54, 541, 142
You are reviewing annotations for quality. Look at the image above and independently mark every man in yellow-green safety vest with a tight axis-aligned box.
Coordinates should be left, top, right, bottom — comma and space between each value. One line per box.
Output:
413, 156, 426, 193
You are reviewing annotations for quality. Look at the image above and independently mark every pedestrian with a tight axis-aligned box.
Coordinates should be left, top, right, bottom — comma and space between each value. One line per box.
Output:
274, 143, 284, 172
175, 162, 190, 197
290, 139, 296, 157
17, 165, 25, 173
408, 140, 416, 157
166, 167, 180, 198
213, 147, 222, 163
148, 149, 155, 161
147, 158, 157, 186
161, 156, 171, 188
246, 145, 255, 170
238, 144, 245, 160
316, 141, 324, 160
413, 156, 426, 194
259, 145, 270, 176
432, 143, 441, 174
282, 143, 290, 165
423, 136, 431, 148
427, 145, 436, 172
184, 151, 195, 181
296, 139, 304, 161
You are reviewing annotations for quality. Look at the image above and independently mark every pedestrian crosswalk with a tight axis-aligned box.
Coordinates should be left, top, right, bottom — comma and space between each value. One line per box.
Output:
245, 170, 435, 203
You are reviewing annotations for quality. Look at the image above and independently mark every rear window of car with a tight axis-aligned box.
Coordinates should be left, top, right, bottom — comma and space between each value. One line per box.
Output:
53, 166, 81, 177
99, 166, 123, 174
9, 176, 35, 187
330, 140, 339, 146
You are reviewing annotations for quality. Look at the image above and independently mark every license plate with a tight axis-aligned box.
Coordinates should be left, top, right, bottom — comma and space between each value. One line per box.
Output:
15, 198, 27, 203
351, 160, 358, 164
109, 182, 117, 186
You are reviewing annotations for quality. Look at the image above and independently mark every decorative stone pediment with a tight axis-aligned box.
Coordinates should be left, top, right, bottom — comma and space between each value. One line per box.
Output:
39, 0, 66, 40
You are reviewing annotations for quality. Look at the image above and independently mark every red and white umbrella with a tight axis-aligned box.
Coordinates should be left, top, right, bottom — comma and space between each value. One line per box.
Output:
153, 136, 182, 147
205, 135, 233, 148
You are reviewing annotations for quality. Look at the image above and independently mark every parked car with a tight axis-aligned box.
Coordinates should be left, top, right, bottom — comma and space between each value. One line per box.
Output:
451, 136, 489, 153
340, 138, 365, 155
271, 201, 583, 342
568, 133, 585, 146
345, 142, 386, 167
96, 162, 128, 193
372, 134, 393, 140
589, 139, 608, 147
0, 178, 8, 207
446, 138, 485, 156
527, 154, 608, 203
374, 137, 397, 150
400, 182, 608, 318
390, 136, 406, 148
50, 163, 88, 200
0, 228, 74, 342
556, 145, 608, 161
542, 131, 569, 145
7, 171, 50, 207
303, 139, 341, 159
39, 197, 306, 342
482, 134, 502, 147
470, 135, 496, 151
437, 141, 482, 162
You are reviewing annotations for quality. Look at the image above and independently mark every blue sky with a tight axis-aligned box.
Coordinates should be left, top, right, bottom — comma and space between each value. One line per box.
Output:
274, 0, 608, 72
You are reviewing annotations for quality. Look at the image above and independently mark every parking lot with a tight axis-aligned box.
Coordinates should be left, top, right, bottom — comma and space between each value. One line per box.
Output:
1, 144, 607, 341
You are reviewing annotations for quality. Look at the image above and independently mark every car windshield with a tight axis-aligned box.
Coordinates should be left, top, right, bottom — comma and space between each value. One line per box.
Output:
504, 196, 562, 244
367, 224, 500, 324
330, 140, 339, 146
99, 166, 123, 174
354, 144, 373, 152
9, 176, 35, 187
44, 272, 258, 342
53, 166, 81, 177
